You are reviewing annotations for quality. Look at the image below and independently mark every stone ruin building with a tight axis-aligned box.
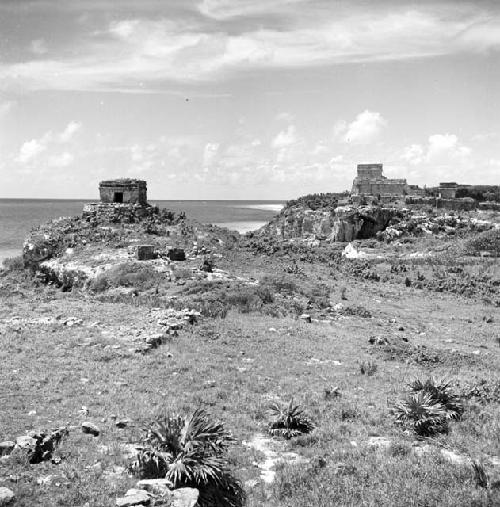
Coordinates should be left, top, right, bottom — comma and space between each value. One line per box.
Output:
438, 182, 458, 199
99, 179, 147, 205
351, 164, 409, 197
82, 179, 152, 222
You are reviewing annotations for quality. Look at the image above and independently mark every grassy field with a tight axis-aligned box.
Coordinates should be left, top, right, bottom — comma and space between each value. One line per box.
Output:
1, 239, 499, 507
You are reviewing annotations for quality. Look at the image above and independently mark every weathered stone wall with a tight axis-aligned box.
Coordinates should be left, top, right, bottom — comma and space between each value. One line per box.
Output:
439, 187, 457, 199
99, 179, 147, 205
352, 164, 408, 196
405, 196, 477, 211
82, 203, 156, 223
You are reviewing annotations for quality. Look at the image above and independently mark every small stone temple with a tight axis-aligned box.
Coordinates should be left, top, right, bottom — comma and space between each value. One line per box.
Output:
99, 179, 147, 205
438, 182, 458, 199
351, 164, 408, 197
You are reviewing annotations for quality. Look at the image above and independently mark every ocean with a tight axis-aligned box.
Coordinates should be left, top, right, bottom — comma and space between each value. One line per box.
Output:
0, 199, 285, 263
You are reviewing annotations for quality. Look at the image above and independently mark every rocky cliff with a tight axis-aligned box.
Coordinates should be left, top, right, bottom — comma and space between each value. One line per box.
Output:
259, 204, 400, 243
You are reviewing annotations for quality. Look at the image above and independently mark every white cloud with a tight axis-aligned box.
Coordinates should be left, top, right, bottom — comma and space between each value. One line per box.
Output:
48, 152, 74, 168
30, 39, 48, 55
1, 4, 500, 91
342, 110, 387, 145
401, 143, 424, 165
272, 125, 297, 149
426, 134, 471, 161
15, 122, 82, 165
16, 137, 49, 163
59, 121, 82, 143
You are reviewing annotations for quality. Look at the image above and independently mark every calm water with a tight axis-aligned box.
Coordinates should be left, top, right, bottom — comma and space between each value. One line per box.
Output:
0, 199, 284, 262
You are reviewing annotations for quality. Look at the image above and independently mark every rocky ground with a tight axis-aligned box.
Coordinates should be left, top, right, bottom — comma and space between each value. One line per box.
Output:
0, 200, 499, 506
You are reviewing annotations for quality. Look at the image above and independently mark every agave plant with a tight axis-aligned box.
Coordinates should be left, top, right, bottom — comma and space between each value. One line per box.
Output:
131, 409, 245, 507
268, 399, 315, 439
409, 377, 464, 420
394, 391, 449, 437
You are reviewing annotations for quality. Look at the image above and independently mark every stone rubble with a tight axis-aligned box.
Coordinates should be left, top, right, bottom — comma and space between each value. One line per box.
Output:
0, 488, 15, 506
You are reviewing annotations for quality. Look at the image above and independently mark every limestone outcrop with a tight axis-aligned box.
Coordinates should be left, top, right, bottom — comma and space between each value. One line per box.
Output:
260, 205, 399, 243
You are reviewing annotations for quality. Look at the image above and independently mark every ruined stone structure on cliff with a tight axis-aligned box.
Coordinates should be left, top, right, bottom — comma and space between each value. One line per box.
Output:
438, 182, 458, 199
82, 179, 153, 223
99, 179, 147, 205
351, 164, 409, 197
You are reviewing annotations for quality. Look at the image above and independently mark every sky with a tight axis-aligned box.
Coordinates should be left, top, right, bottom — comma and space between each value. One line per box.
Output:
0, 0, 499, 199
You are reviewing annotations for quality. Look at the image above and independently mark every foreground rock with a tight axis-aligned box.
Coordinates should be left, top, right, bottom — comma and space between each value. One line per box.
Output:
0, 488, 15, 506
115, 486, 199, 507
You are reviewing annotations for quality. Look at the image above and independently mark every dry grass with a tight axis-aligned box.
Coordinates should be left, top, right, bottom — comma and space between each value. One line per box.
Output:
0, 244, 499, 506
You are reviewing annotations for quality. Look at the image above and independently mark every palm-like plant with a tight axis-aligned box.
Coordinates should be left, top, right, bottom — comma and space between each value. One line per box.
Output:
394, 391, 449, 436
409, 377, 464, 420
394, 377, 464, 437
132, 409, 245, 507
268, 399, 315, 439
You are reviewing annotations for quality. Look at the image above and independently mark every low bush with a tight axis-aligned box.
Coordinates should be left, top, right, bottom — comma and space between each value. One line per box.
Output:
393, 377, 464, 437
2, 255, 25, 272
463, 229, 500, 256
131, 409, 245, 507
268, 399, 315, 439
88, 262, 159, 292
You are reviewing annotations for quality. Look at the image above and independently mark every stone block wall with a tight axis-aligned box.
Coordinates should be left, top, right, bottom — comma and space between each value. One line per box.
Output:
99, 179, 147, 205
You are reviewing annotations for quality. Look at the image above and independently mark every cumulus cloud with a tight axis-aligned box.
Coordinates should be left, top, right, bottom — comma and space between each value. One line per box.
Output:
426, 134, 471, 161
16, 136, 50, 163
272, 125, 297, 149
15, 121, 82, 165
341, 110, 387, 145
401, 143, 424, 165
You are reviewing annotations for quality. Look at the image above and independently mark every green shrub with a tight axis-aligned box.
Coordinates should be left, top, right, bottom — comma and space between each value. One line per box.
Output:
268, 399, 315, 439
394, 377, 464, 437
131, 409, 245, 507
2, 255, 24, 271
88, 262, 159, 292
464, 229, 500, 256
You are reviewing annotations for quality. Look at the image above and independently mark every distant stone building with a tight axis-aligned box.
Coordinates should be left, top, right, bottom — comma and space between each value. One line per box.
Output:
438, 182, 458, 199
99, 179, 147, 205
351, 164, 408, 197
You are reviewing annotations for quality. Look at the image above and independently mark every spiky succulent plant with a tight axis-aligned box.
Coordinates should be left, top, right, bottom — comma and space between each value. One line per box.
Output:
132, 408, 245, 507
394, 376, 464, 437
268, 399, 315, 439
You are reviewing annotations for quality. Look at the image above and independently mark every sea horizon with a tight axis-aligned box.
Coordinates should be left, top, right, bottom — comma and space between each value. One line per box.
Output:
0, 198, 285, 263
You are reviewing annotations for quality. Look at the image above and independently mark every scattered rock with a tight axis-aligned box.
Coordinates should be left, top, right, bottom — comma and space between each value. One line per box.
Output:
440, 449, 469, 465
15, 428, 68, 464
367, 436, 392, 450
299, 314, 312, 323
0, 442, 15, 456
173, 487, 199, 507
332, 462, 357, 476
116, 489, 151, 506
137, 245, 155, 261
115, 419, 130, 429
0, 487, 15, 506
168, 248, 186, 261
82, 422, 100, 437
136, 478, 173, 495
369, 336, 389, 345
